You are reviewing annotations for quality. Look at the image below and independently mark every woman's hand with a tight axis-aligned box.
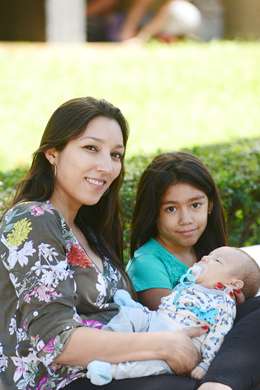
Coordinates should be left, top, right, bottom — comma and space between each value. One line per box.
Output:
161, 326, 207, 375
191, 366, 206, 379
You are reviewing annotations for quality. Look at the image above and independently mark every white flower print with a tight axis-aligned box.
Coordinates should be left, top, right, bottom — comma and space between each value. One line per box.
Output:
41, 261, 70, 287
38, 243, 59, 262
6, 241, 35, 269
96, 273, 107, 307
9, 317, 17, 335
31, 260, 70, 288
6, 248, 18, 269
18, 241, 36, 267
0, 343, 8, 372
41, 269, 55, 286
16, 328, 27, 343
9, 273, 21, 290
30, 261, 45, 276
54, 260, 70, 281
24, 285, 62, 303
12, 352, 38, 388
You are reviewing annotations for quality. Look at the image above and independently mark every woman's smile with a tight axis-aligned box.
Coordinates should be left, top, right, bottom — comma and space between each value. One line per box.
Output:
85, 177, 107, 187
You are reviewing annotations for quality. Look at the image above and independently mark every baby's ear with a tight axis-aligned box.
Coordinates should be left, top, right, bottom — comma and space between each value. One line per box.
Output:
230, 279, 244, 290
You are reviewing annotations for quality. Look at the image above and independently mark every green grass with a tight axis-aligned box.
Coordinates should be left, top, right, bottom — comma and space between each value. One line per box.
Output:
0, 41, 260, 170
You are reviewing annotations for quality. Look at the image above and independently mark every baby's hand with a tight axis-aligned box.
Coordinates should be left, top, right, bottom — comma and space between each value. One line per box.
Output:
191, 366, 206, 380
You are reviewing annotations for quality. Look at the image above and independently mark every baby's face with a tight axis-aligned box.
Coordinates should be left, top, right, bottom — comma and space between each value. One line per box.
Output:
195, 247, 241, 289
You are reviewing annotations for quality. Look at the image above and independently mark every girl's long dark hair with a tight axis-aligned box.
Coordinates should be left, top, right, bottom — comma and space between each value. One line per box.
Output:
10, 97, 129, 280
130, 152, 227, 259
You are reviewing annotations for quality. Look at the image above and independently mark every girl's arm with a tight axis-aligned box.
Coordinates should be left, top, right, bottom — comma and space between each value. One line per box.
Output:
137, 288, 171, 310
55, 326, 206, 375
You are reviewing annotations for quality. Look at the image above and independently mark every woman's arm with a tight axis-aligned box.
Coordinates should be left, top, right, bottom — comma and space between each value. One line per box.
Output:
55, 325, 206, 374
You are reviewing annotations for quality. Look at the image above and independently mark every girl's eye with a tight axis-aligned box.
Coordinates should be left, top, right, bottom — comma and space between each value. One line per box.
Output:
111, 152, 123, 161
165, 206, 177, 213
191, 202, 202, 209
84, 145, 98, 152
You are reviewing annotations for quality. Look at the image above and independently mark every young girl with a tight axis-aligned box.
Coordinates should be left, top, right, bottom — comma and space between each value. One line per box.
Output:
127, 151, 260, 390
127, 151, 227, 309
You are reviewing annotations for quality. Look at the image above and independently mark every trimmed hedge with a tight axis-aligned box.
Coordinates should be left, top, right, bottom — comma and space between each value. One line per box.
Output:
1, 138, 260, 258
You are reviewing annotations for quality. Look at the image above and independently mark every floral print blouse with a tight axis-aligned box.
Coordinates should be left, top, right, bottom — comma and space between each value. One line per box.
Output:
0, 201, 127, 389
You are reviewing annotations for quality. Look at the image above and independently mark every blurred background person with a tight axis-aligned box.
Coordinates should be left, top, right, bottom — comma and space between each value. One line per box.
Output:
86, 0, 223, 42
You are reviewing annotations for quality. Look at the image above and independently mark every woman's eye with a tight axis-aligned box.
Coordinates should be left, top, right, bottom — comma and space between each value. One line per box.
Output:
84, 145, 98, 152
111, 152, 123, 161
191, 202, 202, 209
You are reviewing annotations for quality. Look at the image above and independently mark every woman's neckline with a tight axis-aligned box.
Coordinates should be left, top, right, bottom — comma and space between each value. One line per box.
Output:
46, 200, 104, 273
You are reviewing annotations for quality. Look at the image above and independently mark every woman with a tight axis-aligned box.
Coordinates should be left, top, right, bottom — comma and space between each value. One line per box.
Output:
128, 152, 260, 390
0, 97, 206, 389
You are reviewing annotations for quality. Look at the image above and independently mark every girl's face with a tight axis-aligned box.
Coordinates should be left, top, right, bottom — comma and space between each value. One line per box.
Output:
46, 116, 124, 212
157, 182, 211, 253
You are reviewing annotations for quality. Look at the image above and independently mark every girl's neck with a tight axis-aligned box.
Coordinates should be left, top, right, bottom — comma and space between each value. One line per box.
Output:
156, 237, 197, 267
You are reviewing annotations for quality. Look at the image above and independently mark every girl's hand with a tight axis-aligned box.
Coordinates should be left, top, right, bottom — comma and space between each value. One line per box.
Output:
161, 326, 207, 375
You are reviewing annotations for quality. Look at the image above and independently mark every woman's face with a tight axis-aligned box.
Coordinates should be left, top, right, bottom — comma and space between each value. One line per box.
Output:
48, 116, 124, 211
157, 182, 211, 253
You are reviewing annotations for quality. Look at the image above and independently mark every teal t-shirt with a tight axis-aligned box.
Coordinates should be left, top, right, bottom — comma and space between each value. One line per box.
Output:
126, 238, 189, 292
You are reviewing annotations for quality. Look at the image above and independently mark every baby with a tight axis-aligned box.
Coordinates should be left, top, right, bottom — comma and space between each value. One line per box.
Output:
87, 246, 260, 384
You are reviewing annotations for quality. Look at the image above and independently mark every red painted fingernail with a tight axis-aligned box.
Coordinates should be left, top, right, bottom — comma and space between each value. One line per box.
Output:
216, 282, 225, 289
202, 325, 209, 331
234, 289, 241, 294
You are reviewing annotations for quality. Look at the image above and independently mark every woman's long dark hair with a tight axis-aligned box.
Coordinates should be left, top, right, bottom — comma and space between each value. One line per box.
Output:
130, 152, 227, 259
11, 97, 129, 276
